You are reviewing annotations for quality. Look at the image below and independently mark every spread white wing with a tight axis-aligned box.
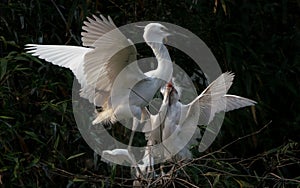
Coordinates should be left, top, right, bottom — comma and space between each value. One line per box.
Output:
182, 72, 256, 125
25, 45, 92, 88
178, 72, 256, 153
26, 15, 145, 106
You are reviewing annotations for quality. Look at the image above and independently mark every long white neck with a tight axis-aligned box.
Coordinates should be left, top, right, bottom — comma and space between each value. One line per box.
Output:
148, 42, 173, 82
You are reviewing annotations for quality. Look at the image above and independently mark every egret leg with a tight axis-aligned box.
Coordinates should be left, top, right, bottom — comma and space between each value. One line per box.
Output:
128, 106, 151, 148
128, 106, 142, 149
128, 117, 139, 148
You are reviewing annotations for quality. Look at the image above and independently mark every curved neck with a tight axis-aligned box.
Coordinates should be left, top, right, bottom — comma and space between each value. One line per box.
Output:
148, 42, 173, 81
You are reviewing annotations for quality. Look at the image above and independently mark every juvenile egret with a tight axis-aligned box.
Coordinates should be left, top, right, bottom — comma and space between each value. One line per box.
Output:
148, 72, 256, 160
25, 16, 173, 145
102, 147, 154, 179
102, 149, 136, 165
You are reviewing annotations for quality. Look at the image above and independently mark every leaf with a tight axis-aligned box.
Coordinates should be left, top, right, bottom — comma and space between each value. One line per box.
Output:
0, 116, 14, 119
28, 156, 40, 168
72, 177, 85, 182
212, 174, 220, 187
0, 58, 7, 80
14, 55, 30, 61
205, 172, 219, 176
67, 152, 85, 160
220, 0, 227, 15
234, 178, 255, 188
251, 106, 258, 125
110, 164, 117, 187
54, 135, 60, 149
213, 0, 218, 14
22, 52, 45, 65
24, 131, 45, 145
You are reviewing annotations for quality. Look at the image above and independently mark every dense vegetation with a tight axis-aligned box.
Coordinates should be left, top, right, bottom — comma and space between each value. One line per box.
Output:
0, 0, 299, 187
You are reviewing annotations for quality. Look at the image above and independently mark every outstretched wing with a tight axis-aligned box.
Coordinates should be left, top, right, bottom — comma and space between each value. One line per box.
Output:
81, 15, 144, 105
178, 72, 256, 153
217, 94, 256, 112
81, 15, 117, 47
182, 72, 256, 125
26, 15, 144, 107
25, 44, 92, 87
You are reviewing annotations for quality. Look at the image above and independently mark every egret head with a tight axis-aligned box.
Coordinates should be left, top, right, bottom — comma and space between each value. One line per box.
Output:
163, 81, 179, 105
143, 23, 171, 45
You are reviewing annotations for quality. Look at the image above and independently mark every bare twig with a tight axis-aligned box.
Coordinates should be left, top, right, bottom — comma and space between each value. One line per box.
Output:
50, 0, 80, 44
175, 178, 200, 188
217, 120, 272, 152
50, 167, 133, 187
268, 172, 300, 184
178, 120, 272, 171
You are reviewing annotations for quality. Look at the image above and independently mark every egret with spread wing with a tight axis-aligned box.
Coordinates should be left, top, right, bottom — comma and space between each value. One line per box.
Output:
25, 15, 173, 146
147, 72, 256, 160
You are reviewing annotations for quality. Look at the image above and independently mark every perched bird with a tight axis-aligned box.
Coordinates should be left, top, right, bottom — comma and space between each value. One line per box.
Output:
102, 147, 154, 179
25, 15, 174, 145
102, 149, 136, 165
147, 72, 257, 160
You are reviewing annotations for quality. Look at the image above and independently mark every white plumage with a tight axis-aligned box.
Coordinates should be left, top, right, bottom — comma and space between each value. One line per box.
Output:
147, 72, 256, 160
102, 147, 154, 178
26, 15, 173, 129
102, 149, 135, 165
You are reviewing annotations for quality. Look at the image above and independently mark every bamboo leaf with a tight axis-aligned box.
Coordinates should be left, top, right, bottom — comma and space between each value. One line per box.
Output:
0, 58, 7, 80
67, 152, 85, 160
72, 177, 85, 182
0, 116, 14, 119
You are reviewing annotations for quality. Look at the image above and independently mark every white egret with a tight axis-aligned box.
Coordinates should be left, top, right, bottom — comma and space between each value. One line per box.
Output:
147, 72, 257, 160
102, 149, 136, 165
102, 147, 154, 179
25, 15, 173, 146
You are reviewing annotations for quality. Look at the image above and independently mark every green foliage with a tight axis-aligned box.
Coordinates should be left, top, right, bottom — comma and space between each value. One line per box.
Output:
0, 0, 299, 187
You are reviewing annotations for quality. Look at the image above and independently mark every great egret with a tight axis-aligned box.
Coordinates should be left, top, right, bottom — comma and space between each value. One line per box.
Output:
25, 15, 173, 146
147, 72, 256, 160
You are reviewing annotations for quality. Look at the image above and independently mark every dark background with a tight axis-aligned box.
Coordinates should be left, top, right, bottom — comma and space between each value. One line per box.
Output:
0, 0, 299, 187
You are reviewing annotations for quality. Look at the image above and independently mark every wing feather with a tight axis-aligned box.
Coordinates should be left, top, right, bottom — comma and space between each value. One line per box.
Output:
25, 44, 91, 87
222, 95, 257, 112
176, 72, 256, 153
81, 15, 116, 47
182, 72, 256, 125
82, 16, 143, 106
26, 15, 142, 108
